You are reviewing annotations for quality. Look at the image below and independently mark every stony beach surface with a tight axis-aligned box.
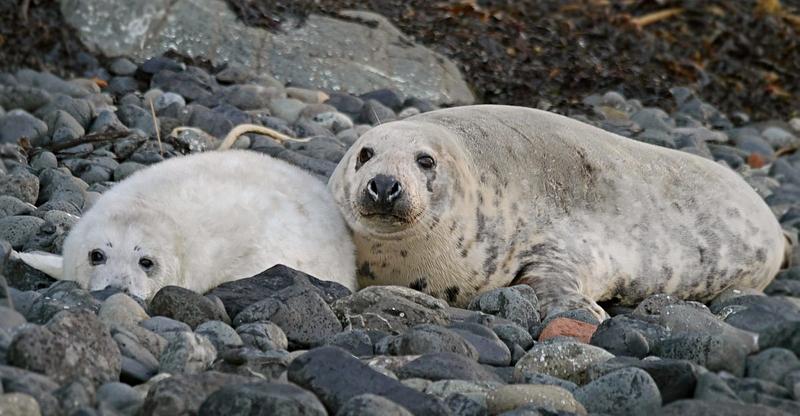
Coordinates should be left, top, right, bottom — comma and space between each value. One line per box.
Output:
2, 3, 800, 413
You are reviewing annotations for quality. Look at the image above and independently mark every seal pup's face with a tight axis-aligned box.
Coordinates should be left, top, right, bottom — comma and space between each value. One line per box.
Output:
330, 121, 468, 238
62, 211, 181, 300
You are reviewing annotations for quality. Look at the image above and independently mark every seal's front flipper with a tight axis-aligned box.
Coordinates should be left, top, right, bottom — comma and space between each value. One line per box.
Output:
11, 251, 64, 279
513, 273, 608, 322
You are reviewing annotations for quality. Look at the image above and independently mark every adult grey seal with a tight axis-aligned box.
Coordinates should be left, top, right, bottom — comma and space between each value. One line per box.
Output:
328, 104, 787, 320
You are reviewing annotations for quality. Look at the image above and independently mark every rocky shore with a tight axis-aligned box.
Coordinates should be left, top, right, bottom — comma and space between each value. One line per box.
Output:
0, 51, 799, 415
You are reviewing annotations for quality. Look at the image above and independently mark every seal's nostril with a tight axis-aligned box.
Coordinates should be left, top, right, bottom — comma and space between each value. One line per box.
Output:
367, 179, 379, 201
388, 182, 403, 201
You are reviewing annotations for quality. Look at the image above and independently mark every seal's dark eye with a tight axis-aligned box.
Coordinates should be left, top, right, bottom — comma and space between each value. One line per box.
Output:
417, 154, 436, 170
139, 257, 155, 271
356, 147, 374, 170
89, 249, 106, 265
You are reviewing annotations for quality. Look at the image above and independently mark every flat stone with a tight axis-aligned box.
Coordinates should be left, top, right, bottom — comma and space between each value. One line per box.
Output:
332, 286, 449, 333
98, 293, 149, 329
396, 352, 504, 383
375, 324, 478, 360
198, 381, 327, 416
288, 346, 450, 415
60, 0, 473, 105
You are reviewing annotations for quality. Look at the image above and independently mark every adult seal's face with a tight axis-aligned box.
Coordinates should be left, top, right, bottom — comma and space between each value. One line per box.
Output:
330, 121, 470, 238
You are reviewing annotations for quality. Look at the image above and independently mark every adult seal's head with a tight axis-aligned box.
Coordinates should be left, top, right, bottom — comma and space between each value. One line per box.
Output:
329, 121, 473, 240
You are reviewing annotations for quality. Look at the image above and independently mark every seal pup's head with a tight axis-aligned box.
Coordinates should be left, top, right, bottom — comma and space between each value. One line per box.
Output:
18, 198, 183, 300
329, 120, 472, 239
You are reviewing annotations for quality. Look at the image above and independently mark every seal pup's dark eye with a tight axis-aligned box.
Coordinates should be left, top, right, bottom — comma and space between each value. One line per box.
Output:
417, 154, 436, 170
89, 249, 106, 265
356, 147, 374, 171
139, 257, 155, 271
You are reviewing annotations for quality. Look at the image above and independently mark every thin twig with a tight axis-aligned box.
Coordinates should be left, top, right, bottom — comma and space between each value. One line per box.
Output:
19, 0, 30, 23
149, 98, 163, 155
631, 8, 684, 28
44, 130, 133, 152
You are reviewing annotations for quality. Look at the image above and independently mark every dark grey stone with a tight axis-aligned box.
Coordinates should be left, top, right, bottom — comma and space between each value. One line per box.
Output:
376, 324, 478, 360
116, 104, 158, 138
328, 329, 374, 357
149, 286, 229, 329
586, 356, 696, 403
96, 382, 142, 414
326, 93, 364, 119
107, 77, 139, 96
54, 380, 95, 416
236, 321, 288, 352
746, 348, 800, 385
8, 309, 121, 387
660, 399, 791, 416
0, 110, 47, 144
209, 264, 350, 318
35, 95, 94, 128
0, 86, 52, 112
199, 381, 327, 416
26, 281, 100, 323
140, 371, 256, 416
694, 371, 741, 403
396, 352, 504, 383
338, 393, 413, 416
448, 322, 511, 366
359, 88, 404, 111
0, 365, 60, 416
233, 286, 341, 349
359, 99, 396, 124
652, 333, 749, 376
288, 346, 451, 415
0, 196, 34, 219
468, 286, 540, 329
150, 68, 216, 102
212, 347, 290, 380
109, 58, 138, 76
574, 367, 661, 416
589, 314, 669, 358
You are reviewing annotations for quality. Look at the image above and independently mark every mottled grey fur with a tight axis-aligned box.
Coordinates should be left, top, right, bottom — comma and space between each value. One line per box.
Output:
328, 105, 786, 319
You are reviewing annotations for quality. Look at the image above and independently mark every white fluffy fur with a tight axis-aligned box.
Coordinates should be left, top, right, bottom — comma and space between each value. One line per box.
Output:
19, 150, 356, 299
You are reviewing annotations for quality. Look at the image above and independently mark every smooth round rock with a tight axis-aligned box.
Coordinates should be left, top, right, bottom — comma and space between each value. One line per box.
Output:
487, 384, 586, 415
99, 293, 150, 329
0, 393, 41, 416
574, 367, 661, 416
514, 341, 614, 385
195, 321, 243, 352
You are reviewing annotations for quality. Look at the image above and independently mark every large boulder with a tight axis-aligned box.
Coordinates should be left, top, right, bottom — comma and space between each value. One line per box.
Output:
59, 0, 474, 105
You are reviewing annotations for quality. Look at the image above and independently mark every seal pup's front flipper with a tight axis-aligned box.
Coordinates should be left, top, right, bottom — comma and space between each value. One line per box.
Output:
11, 251, 64, 279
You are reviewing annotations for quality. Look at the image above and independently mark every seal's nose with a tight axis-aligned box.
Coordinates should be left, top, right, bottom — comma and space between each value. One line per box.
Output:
367, 174, 403, 206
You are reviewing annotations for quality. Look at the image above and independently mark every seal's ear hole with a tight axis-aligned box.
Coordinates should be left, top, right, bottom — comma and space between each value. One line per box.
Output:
416, 153, 436, 170
356, 147, 374, 171
89, 249, 106, 266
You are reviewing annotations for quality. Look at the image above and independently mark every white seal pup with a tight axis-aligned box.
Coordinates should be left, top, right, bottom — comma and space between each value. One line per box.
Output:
328, 104, 787, 320
17, 150, 356, 299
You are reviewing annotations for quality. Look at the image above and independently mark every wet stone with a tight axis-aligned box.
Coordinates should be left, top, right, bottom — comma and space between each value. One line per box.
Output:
574, 367, 661, 416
